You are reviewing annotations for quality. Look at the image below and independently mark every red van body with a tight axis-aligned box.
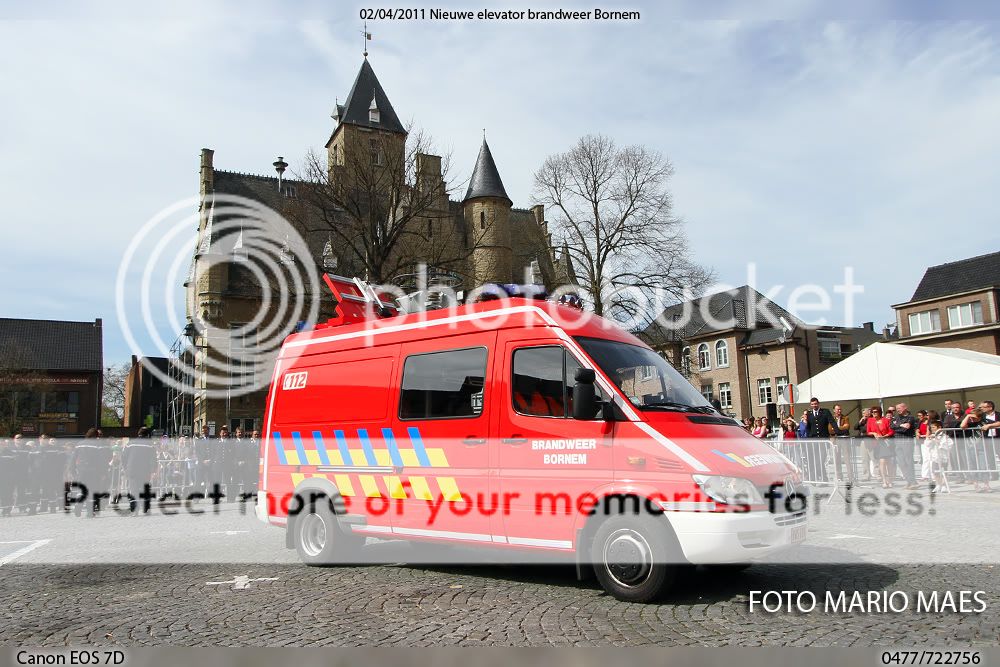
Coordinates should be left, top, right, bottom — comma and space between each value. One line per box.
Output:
257, 297, 806, 601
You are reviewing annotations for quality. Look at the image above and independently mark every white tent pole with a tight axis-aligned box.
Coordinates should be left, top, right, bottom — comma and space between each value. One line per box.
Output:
873, 343, 884, 411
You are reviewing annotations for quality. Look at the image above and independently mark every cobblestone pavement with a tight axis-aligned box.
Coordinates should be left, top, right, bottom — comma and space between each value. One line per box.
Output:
1, 490, 998, 647
1, 560, 998, 647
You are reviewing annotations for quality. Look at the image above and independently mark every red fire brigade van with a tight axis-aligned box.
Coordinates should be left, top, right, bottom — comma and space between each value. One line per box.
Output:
257, 279, 807, 602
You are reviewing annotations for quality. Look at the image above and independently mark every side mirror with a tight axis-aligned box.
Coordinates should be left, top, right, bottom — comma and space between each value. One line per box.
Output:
572, 368, 599, 420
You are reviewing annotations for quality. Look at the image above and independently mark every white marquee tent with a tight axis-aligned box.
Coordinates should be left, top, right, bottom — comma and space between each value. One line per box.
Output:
796, 342, 1000, 404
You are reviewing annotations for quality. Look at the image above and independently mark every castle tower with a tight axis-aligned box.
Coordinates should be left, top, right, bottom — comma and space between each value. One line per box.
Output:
325, 59, 407, 181
463, 139, 513, 285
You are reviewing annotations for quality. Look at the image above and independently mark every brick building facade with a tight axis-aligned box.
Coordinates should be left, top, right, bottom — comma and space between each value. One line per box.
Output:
892, 251, 1000, 355
640, 286, 884, 420
0, 318, 103, 437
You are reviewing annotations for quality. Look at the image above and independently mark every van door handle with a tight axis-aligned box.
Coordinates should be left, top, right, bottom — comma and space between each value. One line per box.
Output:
462, 437, 487, 446
501, 437, 527, 445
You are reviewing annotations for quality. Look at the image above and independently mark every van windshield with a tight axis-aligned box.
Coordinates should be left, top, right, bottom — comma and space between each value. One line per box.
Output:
574, 336, 714, 412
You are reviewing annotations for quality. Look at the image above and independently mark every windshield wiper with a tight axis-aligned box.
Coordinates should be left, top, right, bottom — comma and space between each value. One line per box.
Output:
640, 401, 716, 414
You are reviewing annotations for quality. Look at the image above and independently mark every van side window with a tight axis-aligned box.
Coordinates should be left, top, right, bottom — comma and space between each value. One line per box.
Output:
512, 347, 604, 418
400, 347, 487, 420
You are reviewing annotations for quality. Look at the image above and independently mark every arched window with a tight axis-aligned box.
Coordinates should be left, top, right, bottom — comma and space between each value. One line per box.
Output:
697, 343, 711, 371
715, 340, 729, 368
680, 346, 691, 375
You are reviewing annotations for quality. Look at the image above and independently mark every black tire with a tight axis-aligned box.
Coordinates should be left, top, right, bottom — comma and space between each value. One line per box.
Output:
704, 562, 752, 575
293, 499, 364, 566
590, 513, 679, 603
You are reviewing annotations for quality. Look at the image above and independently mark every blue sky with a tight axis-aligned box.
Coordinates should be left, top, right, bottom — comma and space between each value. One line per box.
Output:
1, 3, 999, 364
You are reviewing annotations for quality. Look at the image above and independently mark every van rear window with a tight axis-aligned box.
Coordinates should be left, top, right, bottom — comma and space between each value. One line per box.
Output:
399, 348, 487, 420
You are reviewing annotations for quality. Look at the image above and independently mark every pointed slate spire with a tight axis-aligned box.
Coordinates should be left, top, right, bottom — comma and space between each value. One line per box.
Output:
464, 139, 511, 205
337, 59, 405, 134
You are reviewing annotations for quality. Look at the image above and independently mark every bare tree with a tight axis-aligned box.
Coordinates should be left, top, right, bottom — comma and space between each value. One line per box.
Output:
534, 134, 712, 321
0, 348, 38, 436
294, 125, 482, 287
101, 362, 130, 427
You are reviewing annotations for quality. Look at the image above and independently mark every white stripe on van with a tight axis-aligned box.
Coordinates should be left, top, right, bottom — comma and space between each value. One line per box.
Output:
351, 524, 572, 549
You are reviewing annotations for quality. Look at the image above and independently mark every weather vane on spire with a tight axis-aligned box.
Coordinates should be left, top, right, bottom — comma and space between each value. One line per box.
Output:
361, 22, 372, 58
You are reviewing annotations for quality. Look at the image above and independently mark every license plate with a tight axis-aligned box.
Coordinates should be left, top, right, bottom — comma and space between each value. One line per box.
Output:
791, 524, 807, 544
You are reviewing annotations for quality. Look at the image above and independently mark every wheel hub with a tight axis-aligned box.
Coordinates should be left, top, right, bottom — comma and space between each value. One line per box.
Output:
300, 513, 327, 557
603, 528, 653, 588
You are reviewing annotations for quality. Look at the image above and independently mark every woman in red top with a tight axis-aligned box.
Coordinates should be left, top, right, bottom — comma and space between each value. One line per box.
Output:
867, 406, 895, 488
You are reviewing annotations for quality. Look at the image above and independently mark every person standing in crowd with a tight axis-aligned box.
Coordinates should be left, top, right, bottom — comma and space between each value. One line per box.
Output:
752, 417, 770, 439
890, 403, 919, 489
966, 400, 977, 415
805, 398, 835, 437
867, 406, 895, 488
193, 425, 213, 494
979, 401, 998, 436
855, 407, 875, 481
959, 408, 989, 492
916, 410, 932, 481
926, 420, 954, 493
943, 403, 964, 429
780, 417, 798, 440
801, 398, 834, 482
830, 404, 853, 482
122, 427, 157, 514
215, 426, 231, 498
943, 400, 954, 420
942, 403, 967, 477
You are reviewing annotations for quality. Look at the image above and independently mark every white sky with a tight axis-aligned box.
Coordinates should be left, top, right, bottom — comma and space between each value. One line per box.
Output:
1, 3, 999, 363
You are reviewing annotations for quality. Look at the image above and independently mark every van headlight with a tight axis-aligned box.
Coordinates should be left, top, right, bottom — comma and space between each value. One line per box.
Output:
692, 475, 764, 506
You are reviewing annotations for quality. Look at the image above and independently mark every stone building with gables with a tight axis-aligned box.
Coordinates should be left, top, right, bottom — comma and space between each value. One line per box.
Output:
182, 57, 574, 435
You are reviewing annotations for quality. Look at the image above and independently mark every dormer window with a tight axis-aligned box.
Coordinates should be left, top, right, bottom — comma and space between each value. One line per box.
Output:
322, 236, 338, 270
369, 95, 380, 124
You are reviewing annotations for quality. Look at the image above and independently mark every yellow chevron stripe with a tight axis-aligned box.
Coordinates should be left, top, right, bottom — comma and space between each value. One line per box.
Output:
359, 475, 381, 498
290, 473, 305, 487
385, 475, 407, 499
285, 450, 301, 466
426, 448, 449, 467
334, 474, 355, 497
437, 476, 462, 502
400, 449, 420, 467
327, 450, 344, 466
304, 449, 321, 465
408, 476, 434, 501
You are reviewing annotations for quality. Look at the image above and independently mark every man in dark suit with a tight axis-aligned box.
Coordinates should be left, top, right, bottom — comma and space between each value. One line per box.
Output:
803, 397, 835, 482
805, 397, 836, 438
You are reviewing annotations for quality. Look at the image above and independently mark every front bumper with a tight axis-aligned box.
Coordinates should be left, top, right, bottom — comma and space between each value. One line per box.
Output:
664, 509, 807, 564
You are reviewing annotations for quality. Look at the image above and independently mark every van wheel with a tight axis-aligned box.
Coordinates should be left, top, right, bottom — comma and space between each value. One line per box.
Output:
294, 503, 363, 566
590, 514, 677, 603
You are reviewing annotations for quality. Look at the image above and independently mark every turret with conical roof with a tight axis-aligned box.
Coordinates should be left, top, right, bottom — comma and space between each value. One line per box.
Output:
464, 139, 513, 284
325, 59, 406, 177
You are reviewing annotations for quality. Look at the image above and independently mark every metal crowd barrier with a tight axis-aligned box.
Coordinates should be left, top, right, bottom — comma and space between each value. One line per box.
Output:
0, 444, 261, 516
766, 429, 998, 490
